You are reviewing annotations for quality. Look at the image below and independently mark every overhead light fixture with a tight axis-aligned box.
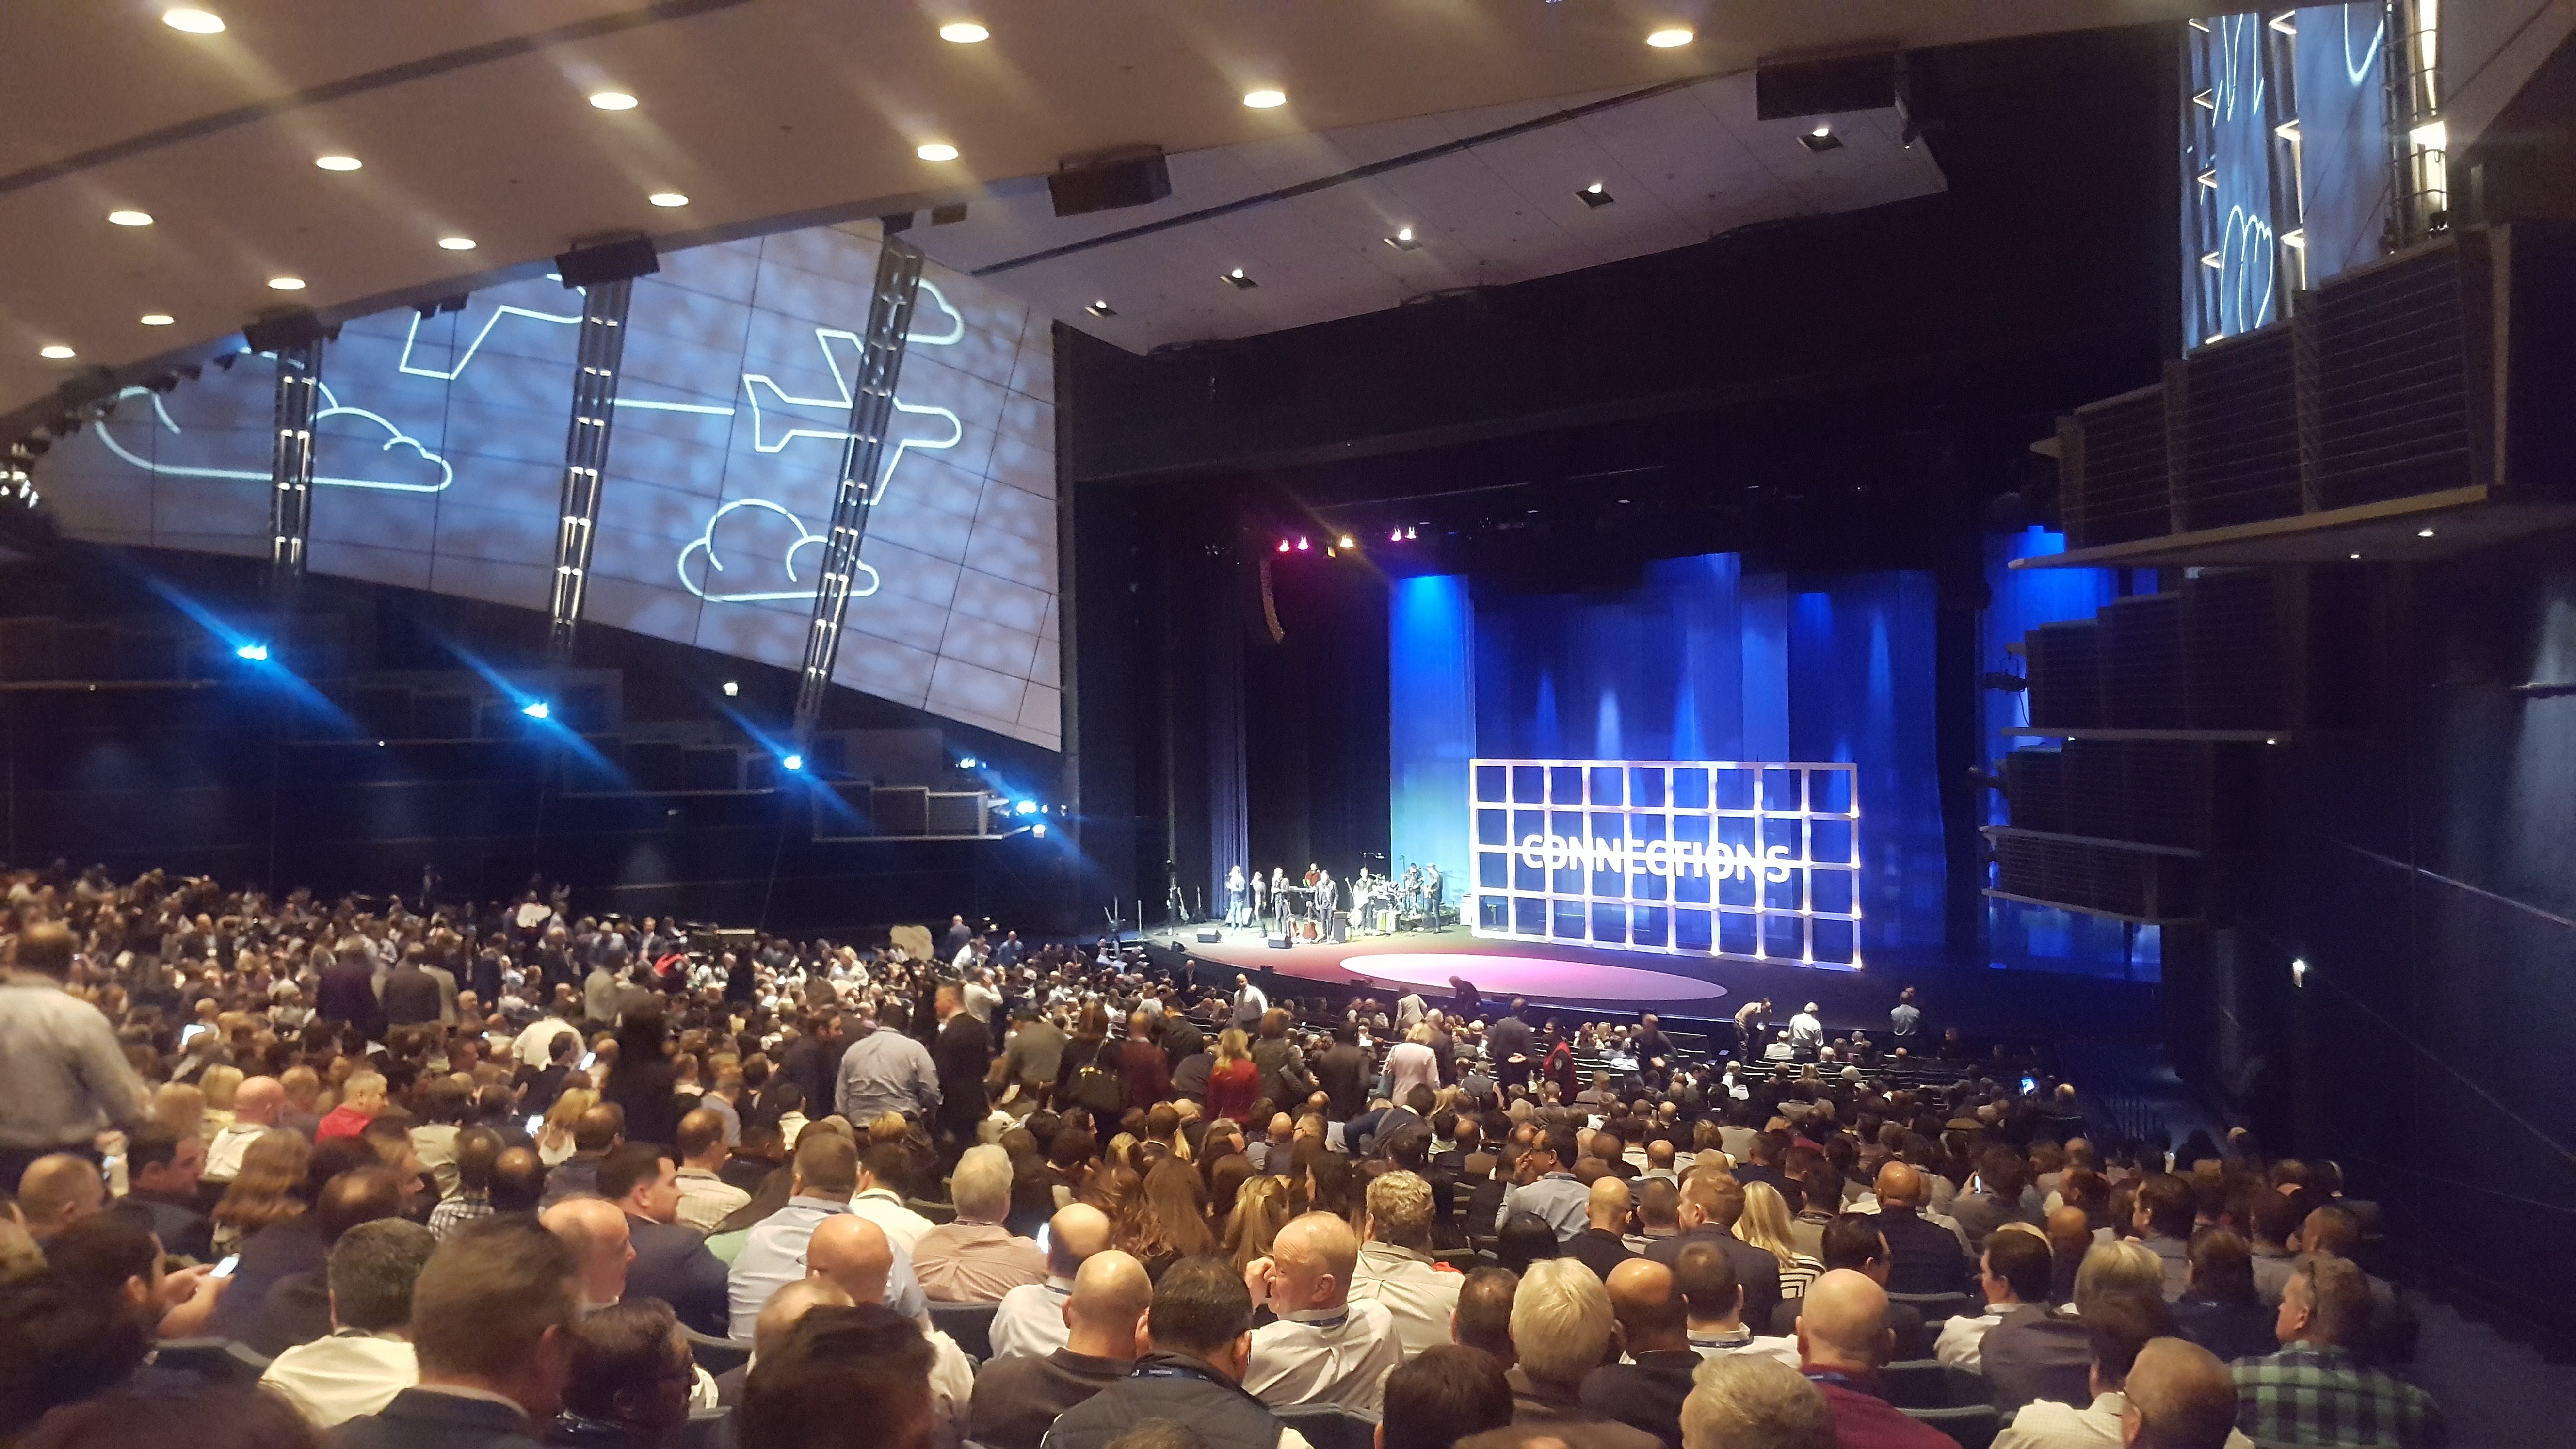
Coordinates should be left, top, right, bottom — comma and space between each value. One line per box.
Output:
939, 20, 989, 42
140, 313, 175, 326
2349, 552, 2363, 560
1222, 268, 1258, 289
521, 700, 551, 720
2416, 528, 2435, 538
267, 276, 306, 290
161, 7, 225, 34
958, 756, 979, 769
781, 753, 805, 772
1405, 525, 1417, 540
1385, 226, 1421, 251
1337, 534, 1356, 549
721, 681, 739, 697
1277, 540, 1290, 553
1389, 527, 1403, 542
648, 192, 689, 207
315, 154, 362, 171
39, 345, 76, 360
1014, 799, 1039, 815
916, 142, 960, 161
1799, 127, 1844, 153
108, 210, 155, 227
436, 236, 476, 251
1811, 124, 1833, 138
1243, 88, 1287, 109
1646, 27, 1694, 47
1295, 536, 1310, 551
1085, 300, 1115, 317
1032, 821, 1047, 837
588, 90, 639, 111
1578, 183, 1614, 208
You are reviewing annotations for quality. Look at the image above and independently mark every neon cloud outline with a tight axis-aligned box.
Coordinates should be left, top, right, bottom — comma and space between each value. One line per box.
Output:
675, 497, 880, 603
93, 384, 455, 494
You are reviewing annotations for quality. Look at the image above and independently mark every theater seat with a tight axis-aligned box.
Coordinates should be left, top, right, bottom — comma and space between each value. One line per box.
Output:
1888, 1291, 1973, 1325
929, 1300, 998, 1361
1276, 1405, 1379, 1449
684, 1326, 751, 1375
1902, 1404, 2000, 1449
1879, 1358, 1948, 1408
677, 1405, 736, 1449
150, 1338, 268, 1385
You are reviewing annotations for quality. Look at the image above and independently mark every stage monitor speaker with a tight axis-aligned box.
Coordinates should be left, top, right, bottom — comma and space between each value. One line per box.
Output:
1048, 146, 1171, 217
555, 235, 660, 288
1755, 51, 1896, 120
1266, 934, 1290, 950
1196, 929, 1221, 943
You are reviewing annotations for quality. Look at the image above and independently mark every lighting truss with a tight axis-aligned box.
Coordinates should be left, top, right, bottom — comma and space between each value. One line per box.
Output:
791, 235, 925, 740
547, 277, 634, 660
267, 339, 323, 586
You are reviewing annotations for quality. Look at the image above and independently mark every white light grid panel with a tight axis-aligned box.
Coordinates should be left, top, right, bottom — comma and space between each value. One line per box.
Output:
1468, 757, 1862, 967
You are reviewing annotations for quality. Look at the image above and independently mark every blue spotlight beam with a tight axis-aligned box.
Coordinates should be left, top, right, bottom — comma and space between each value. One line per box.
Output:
791, 235, 923, 741
547, 276, 634, 662
267, 339, 322, 589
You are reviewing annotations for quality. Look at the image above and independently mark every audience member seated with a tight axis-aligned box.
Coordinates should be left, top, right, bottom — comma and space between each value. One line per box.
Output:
333, 1217, 583, 1449
1677, 1240, 1799, 1367
2294, 1205, 2415, 1368
671, 1108, 751, 1234
1770, 1217, 1929, 1360
2132, 1175, 2197, 1301
726, 1132, 923, 1339
1493, 1259, 1659, 1448
804, 1213, 975, 1441
1676, 1355, 1836, 1449
551, 1298, 695, 1449
1866, 1163, 1973, 1298
1386, 1345, 1517, 1449
10, 1383, 323, 1449
1935, 1223, 2054, 1369
428, 1127, 502, 1240
1046, 1255, 1300, 1449
741, 1303, 940, 1449
596, 1141, 728, 1335
1349, 1169, 1463, 1359
1567, 1176, 1639, 1280
1983, 1240, 2166, 1415
540, 1107, 624, 1209
1791, 1269, 1952, 1449
719, 1279, 850, 1406
1950, 1144, 2044, 1253
1451, 1265, 1520, 1371
1994, 1294, 2254, 1449
2172, 1229, 2276, 1365
116, 1125, 213, 1262
2232, 1257, 2443, 1449
969, 1248, 1154, 1449
1580, 1259, 1701, 1449
1243, 1211, 1403, 1413
260, 1219, 437, 1427
1494, 1128, 1589, 1241
992, 1202, 1113, 1360
542, 1197, 634, 1315
849, 1142, 936, 1253
1, 1211, 225, 1429
18, 1153, 107, 1247
913, 1143, 1048, 1302
1645, 1173, 1784, 1331
252, 1163, 408, 1356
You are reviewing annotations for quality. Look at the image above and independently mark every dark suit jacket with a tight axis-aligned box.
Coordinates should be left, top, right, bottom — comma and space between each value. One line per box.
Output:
2174, 1294, 2279, 1364
625, 1214, 731, 1336
1566, 1228, 1638, 1282
967, 1348, 1128, 1449
1645, 1227, 1783, 1329
316, 960, 382, 1035
333, 1386, 548, 1449
381, 966, 444, 1027
934, 1014, 991, 1130
1580, 1349, 1699, 1449
1977, 1302, 2093, 1412
1316, 1043, 1371, 1119
253, 1268, 335, 1357
1873, 1207, 1972, 1298
208, 1215, 324, 1342
118, 1192, 212, 1262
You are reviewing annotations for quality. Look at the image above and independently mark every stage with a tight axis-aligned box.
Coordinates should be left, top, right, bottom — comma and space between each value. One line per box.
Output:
1142, 922, 2162, 1045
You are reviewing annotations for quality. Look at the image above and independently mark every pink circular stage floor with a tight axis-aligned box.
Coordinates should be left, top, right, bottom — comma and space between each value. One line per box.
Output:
1331, 951, 1727, 1006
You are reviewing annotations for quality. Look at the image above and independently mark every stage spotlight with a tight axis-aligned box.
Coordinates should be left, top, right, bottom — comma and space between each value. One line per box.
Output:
234, 643, 270, 662
1276, 539, 1290, 553
1336, 534, 1355, 549
1014, 799, 1039, 815
721, 680, 739, 696
521, 700, 550, 720
958, 756, 979, 768
1296, 537, 1309, 551
1032, 821, 1047, 837
2291, 957, 2309, 987
1389, 527, 1403, 543
781, 753, 804, 772
1405, 525, 1417, 539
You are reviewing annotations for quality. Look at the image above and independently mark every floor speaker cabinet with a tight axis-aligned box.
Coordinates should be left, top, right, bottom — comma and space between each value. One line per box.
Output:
1266, 934, 1291, 950
1195, 929, 1221, 943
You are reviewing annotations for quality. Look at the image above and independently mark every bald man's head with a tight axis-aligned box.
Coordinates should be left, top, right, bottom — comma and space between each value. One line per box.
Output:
1047, 1202, 1113, 1278
1795, 1269, 1894, 1374
1604, 1258, 1687, 1353
1065, 1249, 1155, 1362
232, 1075, 287, 1128
1873, 1161, 1926, 1209
540, 1196, 633, 1309
1266, 1212, 1360, 1314
753, 1279, 853, 1360
2123, 1337, 2241, 1449
16, 1155, 105, 1237
2046, 1205, 2093, 1256
1586, 1175, 1632, 1232
806, 1213, 894, 1305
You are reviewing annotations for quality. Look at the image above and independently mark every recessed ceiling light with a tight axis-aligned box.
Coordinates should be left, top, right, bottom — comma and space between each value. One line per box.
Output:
314, 154, 362, 171
161, 8, 225, 34
1385, 226, 1422, 252
1812, 124, 1833, 138
108, 210, 154, 227
268, 275, 306, 290
1799, 128, 1845, 154
648, 192, 689, 208
1577, 183, 1615, 208
1243, 88, 1287, 109
437, 236, 476, 251
140, 314, 176, 326
1222, 268, 1258, 289
938, 21, 989, 42
1085, 300, 1116, 317
2349, 552, 2363, 560
916, 142, 960, 161
589, 90, 638, 111
2416, 528, 2435, 538
1646, 27, 1694, 48
40, 345, 76, 360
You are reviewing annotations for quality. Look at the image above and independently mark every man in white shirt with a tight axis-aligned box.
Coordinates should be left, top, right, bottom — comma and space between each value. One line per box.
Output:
261, 1219, 435, 1427
512, 1008, 582, 1070
1674, 1239, 1800, 1367
990, 1202, 1112, 1360
205, 1073, 287, 1185
1348, 1171, 1462, 1359
1993, 1300, 2254, 1449
1788, 1002, 1824, 1059
1243, 1211, 1404, 1414
849, 1142, 937, 1253
806, 1213, 976, 1449
1233, 975, 1267, 1029
1939, 1224, 2055, 1369
960, 966, 1002, 1024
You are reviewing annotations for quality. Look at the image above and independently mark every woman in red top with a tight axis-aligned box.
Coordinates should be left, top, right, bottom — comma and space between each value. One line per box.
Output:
1204, 1028, 1261, 1123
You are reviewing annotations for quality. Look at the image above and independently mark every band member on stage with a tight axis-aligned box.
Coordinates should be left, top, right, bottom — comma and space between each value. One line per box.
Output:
1225, 865, 1247, 927
1248, 867, 1267, 929
1268, 868, 1289, 933
1423, 862, 1443, 930
1304, 862, 1322, 890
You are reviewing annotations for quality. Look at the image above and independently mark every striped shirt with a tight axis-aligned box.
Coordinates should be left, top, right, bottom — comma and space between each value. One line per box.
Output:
2233, 1344, 2445, 1449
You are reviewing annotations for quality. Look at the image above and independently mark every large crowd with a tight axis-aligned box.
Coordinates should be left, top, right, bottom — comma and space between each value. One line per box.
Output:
0, 866, 2441, 1449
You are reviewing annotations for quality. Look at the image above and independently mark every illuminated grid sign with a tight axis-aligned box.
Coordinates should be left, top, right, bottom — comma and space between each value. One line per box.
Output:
1469, 758, 1862, 966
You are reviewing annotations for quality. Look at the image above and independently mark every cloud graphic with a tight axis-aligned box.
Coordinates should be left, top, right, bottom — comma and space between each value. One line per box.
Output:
677, 498, 881, 604
92, 384, 454, 493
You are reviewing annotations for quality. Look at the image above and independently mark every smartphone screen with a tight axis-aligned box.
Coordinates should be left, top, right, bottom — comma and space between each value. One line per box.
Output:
579, 1051, 597, 1071
2021, 1076, 2038, 1095
213, 1255, 240, 1278
526, 1114, 545, 1136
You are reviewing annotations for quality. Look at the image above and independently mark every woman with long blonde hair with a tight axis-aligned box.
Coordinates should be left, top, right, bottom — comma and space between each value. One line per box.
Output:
1205, 1029, 1260, 1124
197, 1065, 245, 1142
1736, 1179, 1824, 1301
1224, 1173, 1292, 1274
538, 1088, 596, 1165
211, 1129, 312, 1256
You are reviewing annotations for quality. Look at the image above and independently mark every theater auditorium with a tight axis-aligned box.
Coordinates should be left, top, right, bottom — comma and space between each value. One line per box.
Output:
0, 5, 2569, 1449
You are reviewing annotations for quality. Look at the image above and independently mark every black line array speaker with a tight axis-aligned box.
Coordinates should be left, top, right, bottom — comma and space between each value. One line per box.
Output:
1048, 146, 1172, 217
555, 236, 660, 288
